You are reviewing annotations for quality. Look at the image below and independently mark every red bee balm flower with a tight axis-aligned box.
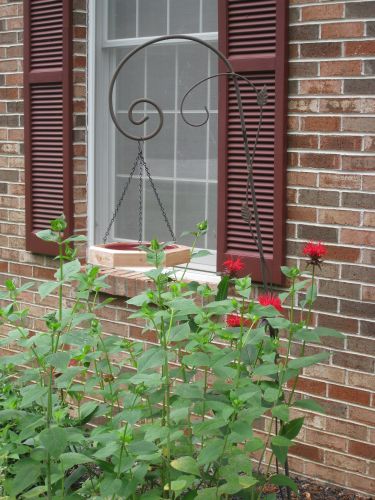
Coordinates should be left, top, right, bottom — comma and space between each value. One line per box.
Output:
223, 257, 244, 276
258, 293, 283, 313
226, 314, 251, 327
303, 241, 327, 266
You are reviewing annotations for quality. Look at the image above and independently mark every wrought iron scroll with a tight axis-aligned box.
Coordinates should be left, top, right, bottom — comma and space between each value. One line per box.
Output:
108, 35, 269, 291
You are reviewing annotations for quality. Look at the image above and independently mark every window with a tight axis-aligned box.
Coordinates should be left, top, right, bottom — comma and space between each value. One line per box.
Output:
93, 0, 219, 270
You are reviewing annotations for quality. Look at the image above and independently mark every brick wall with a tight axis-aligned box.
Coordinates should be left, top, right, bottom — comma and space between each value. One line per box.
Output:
0, 0, 374, 495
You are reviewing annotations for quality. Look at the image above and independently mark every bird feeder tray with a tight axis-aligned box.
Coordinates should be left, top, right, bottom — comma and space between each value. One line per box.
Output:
88, 242, 191, 268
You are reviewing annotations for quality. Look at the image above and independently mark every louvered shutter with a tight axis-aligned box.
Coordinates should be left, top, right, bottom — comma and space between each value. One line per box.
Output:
24, 0, 73, 254
217, 0, 288, 285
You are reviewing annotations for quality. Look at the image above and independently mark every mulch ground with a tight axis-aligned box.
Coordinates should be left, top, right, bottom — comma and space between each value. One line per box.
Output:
264, 476, 373, 499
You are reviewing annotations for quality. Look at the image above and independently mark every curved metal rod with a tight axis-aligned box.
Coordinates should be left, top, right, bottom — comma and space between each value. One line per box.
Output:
180, 72, 260, 128
108, 34, 269, 290
109, 35, 233, 141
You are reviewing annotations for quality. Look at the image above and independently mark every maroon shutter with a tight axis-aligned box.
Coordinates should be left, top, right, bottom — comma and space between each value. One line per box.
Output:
24, 0, 73, 254
217, 0, 288, 285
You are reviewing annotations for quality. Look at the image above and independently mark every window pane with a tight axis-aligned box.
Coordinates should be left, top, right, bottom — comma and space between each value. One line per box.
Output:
114, 175, 140, 241
207, 183, 217, 249
177, 113, 207, 180
116, 49, 145, 111
144, 180, 174, 242
176, 182, 206, 246
139, 0, 167, 37
146, 45, 175, 111
108, 0, 137, 39
170, 0, 200, 34
202, 0, 218, 32
177, 43, 208, 110
145, 113, 175, 177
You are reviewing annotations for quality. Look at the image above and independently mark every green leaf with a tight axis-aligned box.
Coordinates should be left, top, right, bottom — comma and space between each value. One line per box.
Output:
281, 417, 304, 440
182, 352, 210, 367
269, 474, 298, 493
138, 347, 166, 372
253, 364, 279, 376
192, 249, 212, 259
39, 426, 67, 457
63, 234, 87, 243
267, 317, 291, 330
196, 487, 219, 499
171, 456, 200, 477
310, 326, 344, 339
20, 385, 47, 408
36, 229, 59, 242
46, 351, 70, 370
169, 322, 191, 342
60, 452, 93, 470
294, 399, 325, 413
263, 387, 280, 403
244, 437, 264, 453
38, 280, 61, 299
288, 352, 330, 370
55, 259, 81, 280
272, 404, 290, 422
23, 486, 47, 498
215, 275, 230, 301
271, 435, 293, 448
4, 461, 41, 497
197, 439, 223, 465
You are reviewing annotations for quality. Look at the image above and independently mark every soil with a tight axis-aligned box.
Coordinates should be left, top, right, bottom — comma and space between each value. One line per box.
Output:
264, 476, 373, 500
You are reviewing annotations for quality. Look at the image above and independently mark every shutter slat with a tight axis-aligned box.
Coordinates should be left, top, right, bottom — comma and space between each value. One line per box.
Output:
217, 0, 288, 284
24, 0, 73, 254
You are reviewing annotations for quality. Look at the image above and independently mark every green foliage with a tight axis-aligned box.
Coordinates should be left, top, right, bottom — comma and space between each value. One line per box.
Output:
0, 216, 342, 499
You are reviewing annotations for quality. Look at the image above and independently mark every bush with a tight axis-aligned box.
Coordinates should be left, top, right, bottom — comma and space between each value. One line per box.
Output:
0, 217, 343, 499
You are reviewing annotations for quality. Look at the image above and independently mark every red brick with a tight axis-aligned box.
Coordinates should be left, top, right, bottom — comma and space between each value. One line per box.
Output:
333, 352, 374, 372
306, 430, 346, 453
287, 206, 317, 223
289, 62, 318, 78
363, 213, 375, 229
299, 153, 340, 170
342, 117, 375, 133
325, 451, 366, 474
326, 419, 367, 441
349, 406, 375, 427
320, 60, 361, 77
342, 155, 375, 171
346, 474, 375, 497
319, 209, 360, 227
9, 262, 33, 278
348, 371, 375, 392
363, 175, 375, 191
288, 98, 319, 113
345, 40, 375, 56
291, 376, 326, 396
320, 135, 362, 152
363, 136, 375, 152
324, 245, 360, 264
319, 98, 363, 113
287, 171, 317, 187
288, 134, 318, 149
301, 116, 340, 132
341, 229, 375, 247
319, 173, 361, 190
304, 364, 345, 384
348, 441, 375, 460
362, 285, 375, 302
290, 442, 323, 462
328, 384, 370, 406
300, 79, 341, 95
302, 4, 344, 21
321, 22, 364, 39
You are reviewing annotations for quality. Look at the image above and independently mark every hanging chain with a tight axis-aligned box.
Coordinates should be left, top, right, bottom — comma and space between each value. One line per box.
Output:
102, 142, 143, 244
141, 152, 176, 243
138, 160, 143, 244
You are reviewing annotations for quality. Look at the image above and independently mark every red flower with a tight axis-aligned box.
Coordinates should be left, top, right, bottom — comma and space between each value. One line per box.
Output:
223, 257, 244, 276
226, 314, 251, 327
258, 292, 283, 313
68, 359, 79, 367
303, 241, 327, 266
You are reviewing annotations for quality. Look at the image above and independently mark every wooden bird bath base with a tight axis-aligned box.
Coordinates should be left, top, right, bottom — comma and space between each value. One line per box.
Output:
88, 242, 191, 268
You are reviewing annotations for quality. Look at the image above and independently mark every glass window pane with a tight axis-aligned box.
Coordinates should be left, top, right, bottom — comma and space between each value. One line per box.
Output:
207, 183, 217, 249
139, 0, 167, 37
116, 49, 145, 111
145, 113, 174, 177
176, 182, 206, 246
202, 0, 218, 32
108, 0, 137, 39
144, 180, 174, 242
208, 113, 217, 180
114, 175, 140, 241
170, 0, 200, 34
146, 45, 175, 111
115, 113, 145, 175
177, 113, 207, 180
177, 43, 208, 110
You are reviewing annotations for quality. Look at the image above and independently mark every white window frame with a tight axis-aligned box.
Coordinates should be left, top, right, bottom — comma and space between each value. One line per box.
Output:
88, 0, 219, 273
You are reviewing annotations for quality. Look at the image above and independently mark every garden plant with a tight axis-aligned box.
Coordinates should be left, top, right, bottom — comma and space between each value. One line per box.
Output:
0, 216, 343, 499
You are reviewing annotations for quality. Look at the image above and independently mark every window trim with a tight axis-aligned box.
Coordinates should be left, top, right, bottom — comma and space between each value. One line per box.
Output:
88, 0, 219, 272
